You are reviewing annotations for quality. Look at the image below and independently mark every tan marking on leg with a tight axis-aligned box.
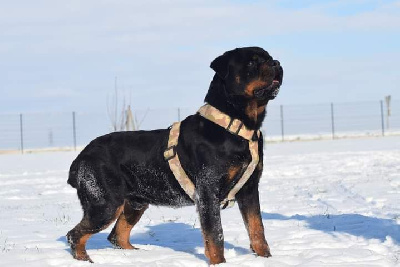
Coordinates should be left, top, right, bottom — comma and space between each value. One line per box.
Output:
108, 202, 148, 249
113, 205, 125, 221
246, 210, 271, 257
74, 233, 93, 262
112, 213, 136, 249
202, 232, 226, 265
72, 204, 124, 262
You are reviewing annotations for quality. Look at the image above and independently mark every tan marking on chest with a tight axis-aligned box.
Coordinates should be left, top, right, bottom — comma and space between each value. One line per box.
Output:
227, 165, 242, 182
245, 100, 258, 122
245, 101, 266, 123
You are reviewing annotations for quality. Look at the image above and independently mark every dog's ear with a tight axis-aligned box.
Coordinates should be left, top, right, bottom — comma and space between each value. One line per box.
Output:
210, 52, 231, 79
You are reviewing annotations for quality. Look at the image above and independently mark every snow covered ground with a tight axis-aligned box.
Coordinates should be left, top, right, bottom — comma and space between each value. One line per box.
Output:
0, 136, 399, 266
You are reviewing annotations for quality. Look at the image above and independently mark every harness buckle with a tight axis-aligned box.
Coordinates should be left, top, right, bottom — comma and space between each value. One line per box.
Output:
164, 145, 177, 161
220, 198, 235, 210
226, 118, 243, 135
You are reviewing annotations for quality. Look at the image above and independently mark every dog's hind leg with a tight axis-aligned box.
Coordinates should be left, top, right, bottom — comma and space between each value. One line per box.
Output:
67, 204, 124, 262
67, 160, 125, 262
107, 200, 149, 249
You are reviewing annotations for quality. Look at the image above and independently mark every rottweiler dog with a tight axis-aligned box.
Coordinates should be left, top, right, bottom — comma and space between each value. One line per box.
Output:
67, 46, 283, 264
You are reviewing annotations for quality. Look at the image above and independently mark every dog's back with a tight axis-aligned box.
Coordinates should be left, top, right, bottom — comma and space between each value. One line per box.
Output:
67, 129, 195, 207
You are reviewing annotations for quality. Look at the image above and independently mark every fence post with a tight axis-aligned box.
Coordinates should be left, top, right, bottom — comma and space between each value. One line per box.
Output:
331, 103, 335, 140
178, 108, 181, 122
280, 105, 284, 141
72, 111, 77, 151
19, 114, 24, 154
380, 100, 385, 136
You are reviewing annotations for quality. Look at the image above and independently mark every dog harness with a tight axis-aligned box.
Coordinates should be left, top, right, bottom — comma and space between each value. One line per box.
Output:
164, 104, 260, 209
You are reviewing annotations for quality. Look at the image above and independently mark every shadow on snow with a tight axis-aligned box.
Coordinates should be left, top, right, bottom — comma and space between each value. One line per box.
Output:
57, 212, 399, 261
262, 212, 400, 244
58, 222, 250, 261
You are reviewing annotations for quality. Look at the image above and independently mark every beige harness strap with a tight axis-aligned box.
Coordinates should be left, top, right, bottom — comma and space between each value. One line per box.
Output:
197, 104, 255, 141
164, 122, 196, 200
220, 133, 259, 209
164, 105, 261, 209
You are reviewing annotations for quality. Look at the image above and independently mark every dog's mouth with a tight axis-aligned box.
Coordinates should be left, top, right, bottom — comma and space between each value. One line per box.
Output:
253, 79, 281, 100
253, 62, 283, 100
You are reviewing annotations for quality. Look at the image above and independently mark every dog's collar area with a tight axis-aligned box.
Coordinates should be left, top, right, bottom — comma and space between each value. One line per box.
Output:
197, 104, 258, 141
227, 117, 244, 135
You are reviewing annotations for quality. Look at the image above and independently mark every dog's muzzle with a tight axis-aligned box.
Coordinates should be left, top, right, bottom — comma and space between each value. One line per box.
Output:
254, 61, 282, 100
254, 80, 281, 100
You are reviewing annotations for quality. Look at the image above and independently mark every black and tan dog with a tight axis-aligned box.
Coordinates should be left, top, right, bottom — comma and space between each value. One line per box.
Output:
66, 47, 283, 264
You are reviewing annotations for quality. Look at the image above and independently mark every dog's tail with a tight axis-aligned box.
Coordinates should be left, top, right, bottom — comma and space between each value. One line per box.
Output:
67, 159, 79, 188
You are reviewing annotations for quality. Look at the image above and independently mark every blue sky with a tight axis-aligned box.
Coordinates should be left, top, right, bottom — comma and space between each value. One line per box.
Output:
0, 0, 399, 113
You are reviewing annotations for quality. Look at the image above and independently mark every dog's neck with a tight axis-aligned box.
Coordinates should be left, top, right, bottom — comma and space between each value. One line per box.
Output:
204, 75, 267, 130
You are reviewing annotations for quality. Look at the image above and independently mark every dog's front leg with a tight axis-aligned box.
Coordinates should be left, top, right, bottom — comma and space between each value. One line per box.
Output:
196, 187, 226, 265
236, 184, 271, 257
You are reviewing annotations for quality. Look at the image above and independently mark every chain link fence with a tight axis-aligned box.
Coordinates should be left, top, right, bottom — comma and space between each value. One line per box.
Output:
0, 100, 398, 153
263, 100, 399, 142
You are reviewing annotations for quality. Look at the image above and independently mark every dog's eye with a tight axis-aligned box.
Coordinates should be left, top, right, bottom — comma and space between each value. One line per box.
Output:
247, 61, 255, 67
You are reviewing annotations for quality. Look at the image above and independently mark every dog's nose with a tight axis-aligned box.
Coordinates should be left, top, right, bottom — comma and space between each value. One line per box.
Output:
273, 60, 280, 66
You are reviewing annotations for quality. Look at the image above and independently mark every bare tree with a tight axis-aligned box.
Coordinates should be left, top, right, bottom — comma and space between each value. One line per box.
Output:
125, 105, 135, 131
107, 77, 147, 132
107, 77, 130, 132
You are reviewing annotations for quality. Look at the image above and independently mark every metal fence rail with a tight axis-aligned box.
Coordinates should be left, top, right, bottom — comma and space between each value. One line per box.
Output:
0, 100, 398, 153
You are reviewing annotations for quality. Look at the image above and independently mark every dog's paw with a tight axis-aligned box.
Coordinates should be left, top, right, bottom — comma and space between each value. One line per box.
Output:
250, 242, 271, 258
111, 242, 138, 250
107, 234, 138, 250
74, 252, 94, 263
205, 247, 226, 265
209, 257, 226, 265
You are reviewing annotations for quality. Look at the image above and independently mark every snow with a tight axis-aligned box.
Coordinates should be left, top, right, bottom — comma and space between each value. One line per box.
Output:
0, 136, 399, 266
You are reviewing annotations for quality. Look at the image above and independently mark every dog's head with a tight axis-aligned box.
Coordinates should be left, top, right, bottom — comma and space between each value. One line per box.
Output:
210, 47, 283, 102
